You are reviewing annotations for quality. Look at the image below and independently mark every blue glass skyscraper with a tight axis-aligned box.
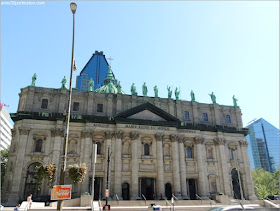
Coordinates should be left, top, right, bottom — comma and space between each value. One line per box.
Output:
76, 51, 115, 91
246, 118, 279, 172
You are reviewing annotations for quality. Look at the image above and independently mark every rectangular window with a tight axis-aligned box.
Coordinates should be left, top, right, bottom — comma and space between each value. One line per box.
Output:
41, 99, 48, 109
73, 102, 80, 111
184, 111, 190, 120
203, 113, 208, 121
226, 115, 231, 123
97, 104, 103, 113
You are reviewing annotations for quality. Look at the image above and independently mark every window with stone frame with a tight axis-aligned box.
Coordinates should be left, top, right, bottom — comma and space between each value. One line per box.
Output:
207, 146, 214, 159
184, 111, 190, 120
226, 115, 231, 123
163, 143, 170, 157
122, 141, 130, 155
73, 102, 80, 111
228, 143, 238, 161
203, 113, 208, 121
186, 146, 193, 158
69, 139, 77, 154
97, 104, 103, 113
144, 143, 150, 155
41, 99, 48, 109
208, 175, 217, 193
96, 142, 102, 155
35, 139, 43, 152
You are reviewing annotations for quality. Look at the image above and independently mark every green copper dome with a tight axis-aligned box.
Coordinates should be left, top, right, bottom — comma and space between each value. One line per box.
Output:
95, 66, 124, 94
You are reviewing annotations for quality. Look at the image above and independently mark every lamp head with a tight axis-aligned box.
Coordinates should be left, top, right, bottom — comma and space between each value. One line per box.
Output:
70, 2, 77, 14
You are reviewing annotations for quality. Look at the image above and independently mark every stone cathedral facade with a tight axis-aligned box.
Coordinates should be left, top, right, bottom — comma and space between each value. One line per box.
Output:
3, 71, 257, 205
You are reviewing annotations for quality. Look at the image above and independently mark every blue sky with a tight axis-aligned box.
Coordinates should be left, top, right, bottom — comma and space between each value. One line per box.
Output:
1, 1, 279, 128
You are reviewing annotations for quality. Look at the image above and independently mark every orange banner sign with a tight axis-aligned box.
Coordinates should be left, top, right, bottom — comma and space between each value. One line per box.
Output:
51, 185, 72, 200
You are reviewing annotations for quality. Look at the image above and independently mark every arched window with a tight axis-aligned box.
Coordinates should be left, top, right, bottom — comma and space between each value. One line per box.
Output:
96, 142, 101, 155
35, 139, 43, 152
144, 143, 150, 156
41, 99, 48, 109
186, 146, 193, 158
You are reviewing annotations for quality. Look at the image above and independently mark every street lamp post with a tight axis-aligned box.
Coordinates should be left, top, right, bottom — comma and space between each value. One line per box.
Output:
56, 2, 77, 211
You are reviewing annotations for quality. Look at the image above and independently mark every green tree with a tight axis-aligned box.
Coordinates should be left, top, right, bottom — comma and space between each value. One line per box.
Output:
252, 168, 279, 199
1, 148, 9, 190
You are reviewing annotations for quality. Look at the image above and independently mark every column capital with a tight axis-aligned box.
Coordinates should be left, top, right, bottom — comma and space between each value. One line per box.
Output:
239, 140, 248, 147
81, 131, 93, 138
130, 132, 139, 140
213, 138, 226, 146
170, 134, 178, 142
19, 128, 30, 136
104, 131, 115, 140
155, 134, 164, 141
51, 128, 64, 137
194, 137, 205, 144
177, 136, 184, 143
115, 131, 124, 139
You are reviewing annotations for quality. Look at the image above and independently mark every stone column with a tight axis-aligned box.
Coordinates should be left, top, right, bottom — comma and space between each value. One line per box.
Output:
104, 131, 114, 198
81, 131, 93, 194
114, 131, 123, 199
130, 132, 140, 199
214, 138, 231, 196
107, 94, 113, 116
239, 140, 257, 200
178, 137, 188, 199
50, 128, 64, 183
194, 137, 207, 197
155, 134, 165, 199
170, 135, 182, 199
7, 128, 30, 205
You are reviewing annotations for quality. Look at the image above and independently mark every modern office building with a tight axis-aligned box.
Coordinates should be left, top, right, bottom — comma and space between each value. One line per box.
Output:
3, 68, 257, 205
76, 51, 116, 91
0, 106, 13, 150
246, 118, 279, 172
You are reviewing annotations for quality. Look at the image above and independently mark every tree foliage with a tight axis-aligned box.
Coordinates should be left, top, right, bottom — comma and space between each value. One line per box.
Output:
252, 168, 279, 199
1, 148, 9, 190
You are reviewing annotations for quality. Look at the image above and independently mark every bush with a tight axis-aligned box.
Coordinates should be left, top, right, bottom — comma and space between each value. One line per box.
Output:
35, 163, 56, 189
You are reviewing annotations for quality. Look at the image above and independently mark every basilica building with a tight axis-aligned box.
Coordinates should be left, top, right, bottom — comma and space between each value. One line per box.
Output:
3, 67, 256, 205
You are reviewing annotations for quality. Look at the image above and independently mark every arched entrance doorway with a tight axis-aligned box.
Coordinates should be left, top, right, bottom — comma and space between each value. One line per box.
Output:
165, 183, 172, 200
24, 162, 41, 200
231, 168, 241, 199
122, 183, 130, 200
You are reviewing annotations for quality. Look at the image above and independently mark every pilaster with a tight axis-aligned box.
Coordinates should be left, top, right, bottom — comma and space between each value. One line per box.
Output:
51, 128, 64, 183
239, 140, 257, 200
155, 134, 165, 199
178, 136, 188, 199
214, 138, 231, 196
194, 136, 207, 197
170, 135, 182, 199
130, 132, 140, 200
114, 131, 123, 199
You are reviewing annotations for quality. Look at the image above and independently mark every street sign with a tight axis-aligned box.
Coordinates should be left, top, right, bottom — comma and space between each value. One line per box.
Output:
51, 185, 72, 200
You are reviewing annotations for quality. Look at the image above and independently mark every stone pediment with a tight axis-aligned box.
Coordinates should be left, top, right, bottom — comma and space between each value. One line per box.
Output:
115, 102, 180, 125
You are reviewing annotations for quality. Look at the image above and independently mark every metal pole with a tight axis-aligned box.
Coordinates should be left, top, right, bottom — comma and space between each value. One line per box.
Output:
105, 147, 110, 206
91, 144, 97, 211
57, 5, 76, 211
